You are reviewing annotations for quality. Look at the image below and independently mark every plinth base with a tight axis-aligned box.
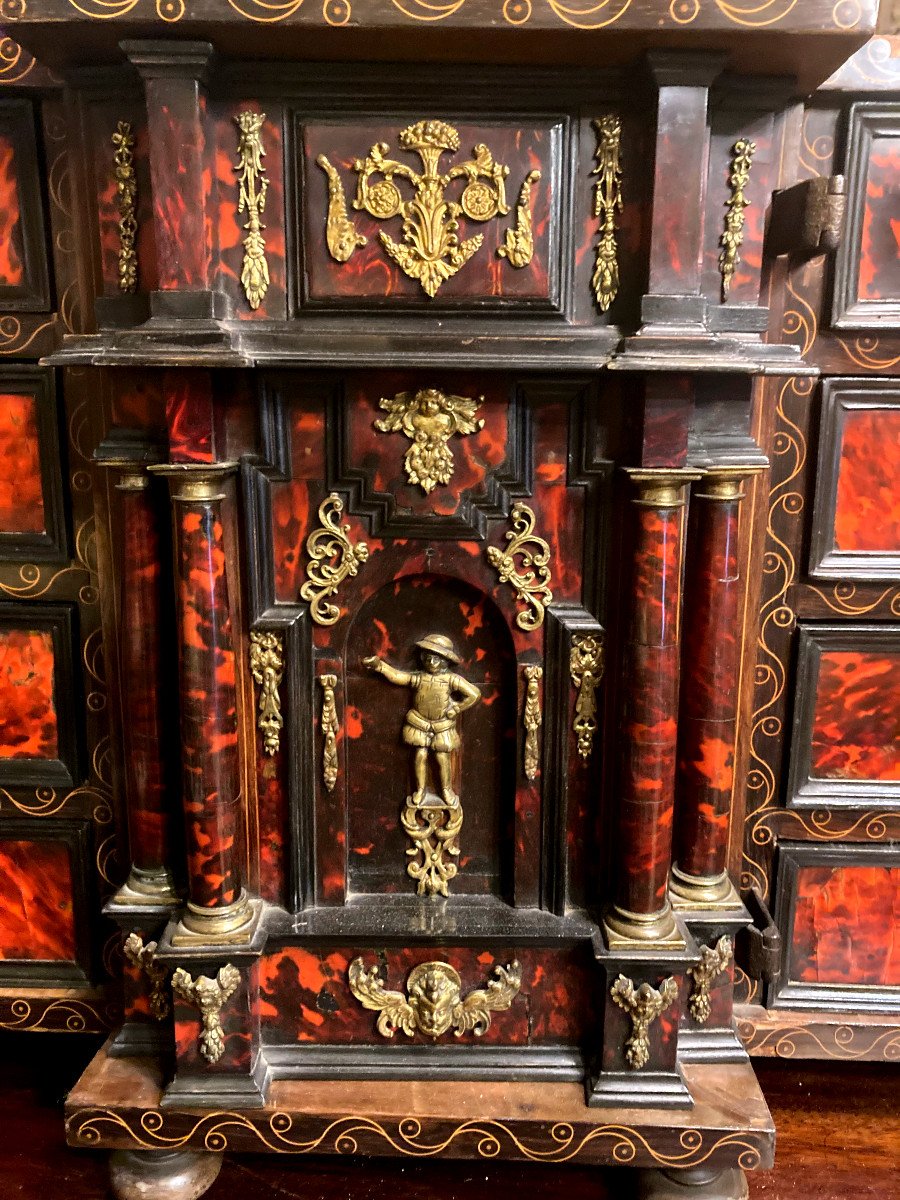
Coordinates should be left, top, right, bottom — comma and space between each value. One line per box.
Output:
66, 1041, 774, 1175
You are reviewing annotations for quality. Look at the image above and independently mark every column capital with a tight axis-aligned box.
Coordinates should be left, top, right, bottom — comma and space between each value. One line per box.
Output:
644, 50, 728, 89
624, 467, 703, 507
120, 39, 215, 84
149, 461, 238, 502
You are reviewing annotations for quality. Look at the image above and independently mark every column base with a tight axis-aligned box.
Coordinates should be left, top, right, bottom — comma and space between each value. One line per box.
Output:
637, 1167, 748, 1200
109, 1149, 222, 1200
111, 867, 180, 909
168, 894, 263, 949
669, 867, 742, 912
604, 902, 686, 950
586, 1066, 692, 1109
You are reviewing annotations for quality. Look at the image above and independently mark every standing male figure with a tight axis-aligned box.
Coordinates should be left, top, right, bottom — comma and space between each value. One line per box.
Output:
364, 634, 480, 807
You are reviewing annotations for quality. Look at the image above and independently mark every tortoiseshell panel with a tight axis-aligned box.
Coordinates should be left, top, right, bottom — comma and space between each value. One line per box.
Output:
214, 102, 286, 320
0, 132, 23, 286
833, 407, 900, 552
858, 134, 900, 302
165, 371, 215, 464
173, 961, 257, 1074
259, 945, 593, 1046
0, 628, 58, 759
0, 391, 44, 534
810, 649, 900, 781
0, 839, 75, 960
791, 865, 900, 987
300, 121, 554, 306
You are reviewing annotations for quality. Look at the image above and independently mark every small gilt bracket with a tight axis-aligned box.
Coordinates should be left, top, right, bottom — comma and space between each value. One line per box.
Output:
234, 110, 270, 310
170, 963, 241, 1065
375, 388, 484, 494
570, 634, 604, 760
522, 664, 542, 781
487, 502, 553, 631
300, 493, 370, 625
402, 797, 464, 898
719, 138, 755, 300
610, 974, 679, 1071
318, 673, 339, 792
123, 932, 169, 1022
111, 120, 137, 294
591, 115, 622, 312
348, 957, 522, 1039
688, 935, 733, 1024
249, 631, 284, 756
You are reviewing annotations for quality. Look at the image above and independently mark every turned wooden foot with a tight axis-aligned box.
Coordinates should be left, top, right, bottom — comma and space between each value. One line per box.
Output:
109, 1150, 223, 1200
637, 1166, 749, 1200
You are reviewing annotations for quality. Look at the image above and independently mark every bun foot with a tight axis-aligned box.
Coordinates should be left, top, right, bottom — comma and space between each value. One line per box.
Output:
109, 1150, 223, 1200
637, 1167, 749, 1200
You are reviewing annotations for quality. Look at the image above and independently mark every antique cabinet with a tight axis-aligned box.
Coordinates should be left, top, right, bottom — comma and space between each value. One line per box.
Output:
0, 3, 894, 1199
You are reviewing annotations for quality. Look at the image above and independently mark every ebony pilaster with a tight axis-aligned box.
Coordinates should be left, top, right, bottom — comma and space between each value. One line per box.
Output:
149, 462, 259, 947
605, 468, 700, 947
120, 40, 229, 323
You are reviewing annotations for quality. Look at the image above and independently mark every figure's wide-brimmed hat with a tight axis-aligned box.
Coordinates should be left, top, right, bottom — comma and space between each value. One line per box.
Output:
415, 633, 461, 664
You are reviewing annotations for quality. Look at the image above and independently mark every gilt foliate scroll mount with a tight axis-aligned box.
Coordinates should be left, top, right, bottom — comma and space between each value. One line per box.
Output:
348, 957, 522, 1039
688, 935, 733, 1024
318, 120, 540, 295
375, 388, 484, 494
610, 974, 679, 1071
111, 120, 137, 294
234, 110, 270, 311
365, 633, 479, 897
591, 115, 622, 313
570, 634, 604, 760
123, 933, 169, 1022
171, 963, 241, 1065
300, 493, 370, 626
719, 137, 755, 300
488, 501, 553, 630
249, 631, 284, 756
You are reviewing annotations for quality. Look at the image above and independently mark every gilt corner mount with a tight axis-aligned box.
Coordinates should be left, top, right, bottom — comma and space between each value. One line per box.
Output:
318, 120, 540, 296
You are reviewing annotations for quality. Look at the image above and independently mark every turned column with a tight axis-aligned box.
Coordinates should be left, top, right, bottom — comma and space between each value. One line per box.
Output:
606, 468, 700, 944
670, 467, 762, 905
150, 462, 254, 942
121, 41, 222, 317
111, 464, 179, 905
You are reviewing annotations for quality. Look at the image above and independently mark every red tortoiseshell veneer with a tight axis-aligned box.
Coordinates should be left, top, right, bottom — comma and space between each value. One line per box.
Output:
0, 627, 59, 761
150, 463, 255, 943
0, 391, 44, 535
112, 467, 178, 906
810, 649, 900, 783
833, 407, 900, 553
607, 469, 699, 945
0, 132, 24, 287
0, 838, 75, 961
672, 469, 761, 897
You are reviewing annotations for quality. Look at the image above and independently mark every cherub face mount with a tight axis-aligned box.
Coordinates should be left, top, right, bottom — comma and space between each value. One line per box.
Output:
364, 633, 481, 897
